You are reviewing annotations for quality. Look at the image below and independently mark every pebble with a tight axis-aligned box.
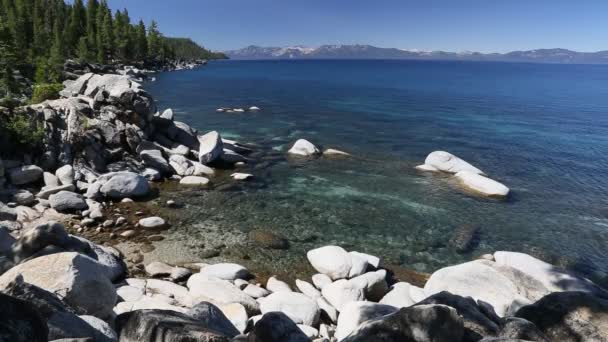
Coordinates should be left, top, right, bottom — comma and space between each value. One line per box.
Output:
121, 230, 136, 238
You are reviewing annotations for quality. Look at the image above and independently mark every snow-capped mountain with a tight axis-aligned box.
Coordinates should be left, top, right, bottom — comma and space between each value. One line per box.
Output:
224, 45, 608, 64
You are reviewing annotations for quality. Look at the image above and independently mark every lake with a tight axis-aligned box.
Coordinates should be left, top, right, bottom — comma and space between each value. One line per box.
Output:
144, 59, 608, 285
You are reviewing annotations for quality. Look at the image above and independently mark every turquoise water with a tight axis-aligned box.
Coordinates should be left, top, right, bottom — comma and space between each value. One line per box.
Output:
146, 60, 608, 285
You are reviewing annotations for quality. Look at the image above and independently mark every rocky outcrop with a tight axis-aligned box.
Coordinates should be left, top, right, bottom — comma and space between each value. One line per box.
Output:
0, 252, 117, 319
342, 304, 464, 341
116, 309, 231, 342
515, 291, 608, 342
0, 292, 48, 342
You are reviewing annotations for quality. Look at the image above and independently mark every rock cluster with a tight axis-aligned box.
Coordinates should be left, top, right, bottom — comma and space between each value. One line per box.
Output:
1, 236, 606, 341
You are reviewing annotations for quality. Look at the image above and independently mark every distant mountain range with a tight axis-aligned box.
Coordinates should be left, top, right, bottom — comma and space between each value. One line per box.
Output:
224, 45, 608, 64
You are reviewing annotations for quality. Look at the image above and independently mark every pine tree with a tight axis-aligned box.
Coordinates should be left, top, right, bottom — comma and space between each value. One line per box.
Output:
147, 20, 162, 60
85, 0, 99, 60
0, 18, 18, 97
67, 0, 86, 55
134, 20, 147, 61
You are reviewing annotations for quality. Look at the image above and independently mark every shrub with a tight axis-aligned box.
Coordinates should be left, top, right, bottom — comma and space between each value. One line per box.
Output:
31, 83, 63, 104
0, 113, 45, 153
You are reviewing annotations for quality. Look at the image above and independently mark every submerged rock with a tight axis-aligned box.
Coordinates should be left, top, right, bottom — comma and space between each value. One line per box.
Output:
248, 230, 289, 250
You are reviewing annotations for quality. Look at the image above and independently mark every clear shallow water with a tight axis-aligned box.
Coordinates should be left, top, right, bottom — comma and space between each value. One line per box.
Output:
146, 60, 608, 285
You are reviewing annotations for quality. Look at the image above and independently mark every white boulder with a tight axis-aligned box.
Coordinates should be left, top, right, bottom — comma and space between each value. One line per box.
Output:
288, 139, 320, 157
335, 301, 398, 341
321, 279, 365, 312
198, 131, 224, 164
199, 263, 251, 281
307, 246, 352, 280
259, 291, 320, 326
455, 171, 510, 197
138, 217, 166, 229
179, 176, 209, 186
419, 151, 484, 175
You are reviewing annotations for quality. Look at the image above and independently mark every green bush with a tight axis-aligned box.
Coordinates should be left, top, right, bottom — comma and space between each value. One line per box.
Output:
0, 114, 45, 152
31, 83, 63, 104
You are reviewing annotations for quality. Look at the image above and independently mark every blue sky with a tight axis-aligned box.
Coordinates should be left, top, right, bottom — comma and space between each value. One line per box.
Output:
106, 0, 608, 53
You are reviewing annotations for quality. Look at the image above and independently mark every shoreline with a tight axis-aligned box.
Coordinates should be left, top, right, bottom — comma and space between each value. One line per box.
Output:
0, 70, 607, 341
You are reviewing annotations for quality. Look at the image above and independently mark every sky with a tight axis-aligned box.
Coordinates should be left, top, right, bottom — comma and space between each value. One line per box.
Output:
106, 0, 608, 53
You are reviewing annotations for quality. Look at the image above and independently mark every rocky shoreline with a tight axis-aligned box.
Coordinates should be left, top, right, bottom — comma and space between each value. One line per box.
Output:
0, 72, 607, 341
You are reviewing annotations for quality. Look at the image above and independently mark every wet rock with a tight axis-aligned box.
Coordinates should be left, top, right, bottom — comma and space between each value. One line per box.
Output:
259, 291, 320, 326
116, 309, 231, 342
248, 312, 309, 342
249, 229, 289, 250
342, 304, 464, 342
220, 149, 247, 164
323, 148, 350, 156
